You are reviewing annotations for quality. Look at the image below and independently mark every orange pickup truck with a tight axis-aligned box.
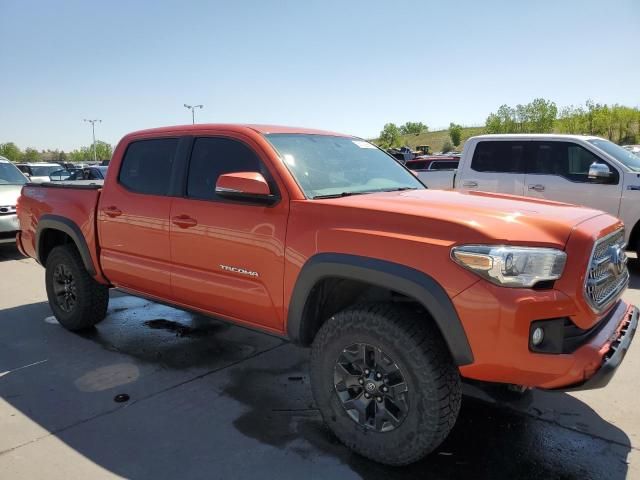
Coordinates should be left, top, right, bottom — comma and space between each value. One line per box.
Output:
16, 124, 638, 465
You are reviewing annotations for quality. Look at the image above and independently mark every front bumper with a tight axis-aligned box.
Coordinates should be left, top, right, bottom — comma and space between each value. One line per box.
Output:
559, 304, 637, 391
0, 213, 19, 244
456, 279, 638, 390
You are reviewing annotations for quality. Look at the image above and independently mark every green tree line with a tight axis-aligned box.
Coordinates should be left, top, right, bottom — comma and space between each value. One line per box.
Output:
485, 98, 640, 144
0, 141, 113, 163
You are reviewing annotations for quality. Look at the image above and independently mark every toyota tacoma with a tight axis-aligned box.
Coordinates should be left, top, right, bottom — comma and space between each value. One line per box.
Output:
16, 124, 638, 465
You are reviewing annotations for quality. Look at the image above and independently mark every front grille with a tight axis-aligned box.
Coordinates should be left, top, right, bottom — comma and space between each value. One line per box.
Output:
584, 229, 629, 312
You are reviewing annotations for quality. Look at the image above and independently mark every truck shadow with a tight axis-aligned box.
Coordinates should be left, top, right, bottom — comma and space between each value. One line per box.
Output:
0, 297, 632, 480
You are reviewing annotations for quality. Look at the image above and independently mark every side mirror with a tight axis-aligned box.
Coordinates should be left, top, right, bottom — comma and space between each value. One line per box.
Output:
215, 172, 277, 205
588, 162, 612, 182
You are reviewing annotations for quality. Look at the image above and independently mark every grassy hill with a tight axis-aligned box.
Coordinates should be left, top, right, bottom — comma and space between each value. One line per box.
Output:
373, 126, 485, 153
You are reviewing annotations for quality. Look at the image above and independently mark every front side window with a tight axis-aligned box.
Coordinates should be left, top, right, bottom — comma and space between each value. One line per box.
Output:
588, 138, 640, 172
186, 137, 268, 201
265, 134, 423, 198
119, 138, 178, 195
529, 142, 618, 183
471, 141, 526, 173
0, 162, 27, 185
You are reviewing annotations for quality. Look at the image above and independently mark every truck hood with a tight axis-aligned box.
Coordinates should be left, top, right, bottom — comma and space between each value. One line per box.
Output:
314, 189, 608, 247
0, 185, 23, 206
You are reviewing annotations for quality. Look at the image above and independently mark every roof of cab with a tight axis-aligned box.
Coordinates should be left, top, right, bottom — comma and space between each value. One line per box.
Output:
126, 124, 352, 138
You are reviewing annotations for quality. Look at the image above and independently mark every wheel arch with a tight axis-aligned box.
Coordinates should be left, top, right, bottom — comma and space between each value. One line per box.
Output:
36, 215, 97, 276
287, 253, 474, 366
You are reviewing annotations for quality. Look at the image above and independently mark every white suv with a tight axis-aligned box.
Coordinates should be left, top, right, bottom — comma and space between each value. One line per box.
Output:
0, 157, 28, 244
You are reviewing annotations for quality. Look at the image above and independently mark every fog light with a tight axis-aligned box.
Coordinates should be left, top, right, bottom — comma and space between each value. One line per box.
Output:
531, 327, 545, 346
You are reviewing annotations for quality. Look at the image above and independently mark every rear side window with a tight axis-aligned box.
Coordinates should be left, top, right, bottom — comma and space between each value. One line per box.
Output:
186, 137, 269, 201
406, 160, 427, 170
471, 141, 526, 173
430, 161, 458, 170
119, 138, 178, 195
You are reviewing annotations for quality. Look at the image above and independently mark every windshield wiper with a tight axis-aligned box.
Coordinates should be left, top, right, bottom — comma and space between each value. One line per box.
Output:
312, 191, 369, 199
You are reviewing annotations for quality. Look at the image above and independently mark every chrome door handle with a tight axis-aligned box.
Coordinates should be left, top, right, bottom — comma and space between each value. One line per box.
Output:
528, 184, 545, 192
103, 206, 122, 217
172, 215, 198, 228
462, 181, 478, 188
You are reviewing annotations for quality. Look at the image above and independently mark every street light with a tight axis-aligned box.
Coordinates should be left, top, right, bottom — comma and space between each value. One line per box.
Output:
184, 104, 204, 124
83, 119, 102, 162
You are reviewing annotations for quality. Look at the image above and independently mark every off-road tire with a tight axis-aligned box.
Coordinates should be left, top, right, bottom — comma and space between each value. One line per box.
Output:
45, 244, 109, 331
310, 302, 461, 466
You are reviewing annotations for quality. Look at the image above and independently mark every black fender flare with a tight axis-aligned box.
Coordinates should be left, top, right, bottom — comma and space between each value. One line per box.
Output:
287, 253, 474, 366
36, 214, 97, 276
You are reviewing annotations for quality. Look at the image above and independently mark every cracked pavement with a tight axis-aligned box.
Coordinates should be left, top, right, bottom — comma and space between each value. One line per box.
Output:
0, 244, 639, 479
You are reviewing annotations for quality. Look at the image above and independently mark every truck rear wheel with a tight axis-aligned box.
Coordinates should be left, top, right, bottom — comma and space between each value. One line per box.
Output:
310, 303, 461, 466
45, 244, 109, 331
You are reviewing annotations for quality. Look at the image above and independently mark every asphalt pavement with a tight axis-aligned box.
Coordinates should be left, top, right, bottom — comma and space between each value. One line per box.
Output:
0, 244, 638, 479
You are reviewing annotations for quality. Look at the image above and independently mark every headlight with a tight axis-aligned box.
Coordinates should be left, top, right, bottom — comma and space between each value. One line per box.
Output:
451, 245, 566, 288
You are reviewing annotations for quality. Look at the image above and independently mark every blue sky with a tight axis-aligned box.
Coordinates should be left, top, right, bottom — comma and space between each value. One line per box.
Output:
1, 0, 638, 151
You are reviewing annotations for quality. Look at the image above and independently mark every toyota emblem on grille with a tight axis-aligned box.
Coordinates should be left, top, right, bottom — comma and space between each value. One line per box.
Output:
609, 245, 625, 275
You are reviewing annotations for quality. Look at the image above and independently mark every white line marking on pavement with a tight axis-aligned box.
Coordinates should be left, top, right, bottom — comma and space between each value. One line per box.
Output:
0, 359, 48, 379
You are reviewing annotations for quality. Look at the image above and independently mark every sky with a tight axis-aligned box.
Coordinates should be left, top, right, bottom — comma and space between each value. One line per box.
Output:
0, 0, 639, 151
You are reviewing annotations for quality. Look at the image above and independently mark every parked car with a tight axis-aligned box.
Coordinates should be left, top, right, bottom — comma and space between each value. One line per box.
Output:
16, 124, 638, 466
405, 155, 460, 173
387, 146, 415, 163
66, 166, 108, 181
16, 162, 68, 183
0, 156, 28, 244
416, 134, 640, 254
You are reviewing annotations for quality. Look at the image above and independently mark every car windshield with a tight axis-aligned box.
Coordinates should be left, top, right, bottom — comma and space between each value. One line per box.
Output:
30, 165, 63, 176
0, 162, 27, 185
97, 166, 108, 177
588, 139, 640, 172
265, 134, 424, 198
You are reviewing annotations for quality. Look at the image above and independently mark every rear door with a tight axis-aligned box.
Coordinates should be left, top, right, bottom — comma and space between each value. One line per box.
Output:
524, 141, 623, 216
98, 137, 181, 298
169, 135, 289, 331
458, 140, 526, 195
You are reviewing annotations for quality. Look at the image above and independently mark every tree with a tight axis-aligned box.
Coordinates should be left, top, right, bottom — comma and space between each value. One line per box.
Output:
68, 140, 113, 162
448, 123, 463, 147
23, 148, 41, 162
0, 142, 22, 162
441, 140, 454, 153
378, 123, 401, 148
399, 122, 428, 135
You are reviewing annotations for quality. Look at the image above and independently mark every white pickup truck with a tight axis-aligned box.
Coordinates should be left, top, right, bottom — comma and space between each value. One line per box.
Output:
415, 134, 640, 255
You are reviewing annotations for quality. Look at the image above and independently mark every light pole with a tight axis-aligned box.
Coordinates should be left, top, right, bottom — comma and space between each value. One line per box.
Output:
83, 119, 102, 162
183, 104, 204, 124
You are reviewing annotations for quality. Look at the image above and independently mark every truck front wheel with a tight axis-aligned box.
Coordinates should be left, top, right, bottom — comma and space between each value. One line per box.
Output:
310, 303, 461, 466
45, 245, 109, 331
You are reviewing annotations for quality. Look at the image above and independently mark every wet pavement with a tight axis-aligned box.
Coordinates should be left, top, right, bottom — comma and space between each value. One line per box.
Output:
0, 244, 638, 479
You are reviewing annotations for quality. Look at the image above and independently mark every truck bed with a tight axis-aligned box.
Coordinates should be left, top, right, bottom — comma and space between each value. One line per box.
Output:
17, 182, 103, 278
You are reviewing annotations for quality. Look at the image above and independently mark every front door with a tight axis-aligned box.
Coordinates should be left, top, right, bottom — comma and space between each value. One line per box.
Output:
169, 136, 288, 332
524, 141, 623, 217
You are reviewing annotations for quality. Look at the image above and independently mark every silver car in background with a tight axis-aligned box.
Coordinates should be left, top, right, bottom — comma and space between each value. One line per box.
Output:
0, 156, 28, 244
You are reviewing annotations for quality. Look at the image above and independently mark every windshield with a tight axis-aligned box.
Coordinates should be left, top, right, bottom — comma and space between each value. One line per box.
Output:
265, 134, 424, 198
588, 139, 640, 172
30, 165, 64, 177
97, 166, 108, 177
0, 162, 27, 185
